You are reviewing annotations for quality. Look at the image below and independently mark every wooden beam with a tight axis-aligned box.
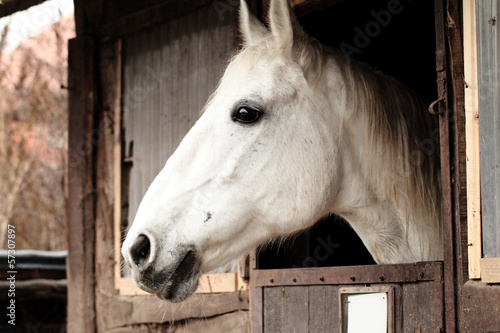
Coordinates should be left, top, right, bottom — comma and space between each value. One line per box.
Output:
463, 0, 482, 280
105, 311, 249, 333
67, 36, 96, 333
252, 262, 443, 287
0, 0, 47, 18
113, 39, 123, 294
94, 40, 123, 332
104, 291, 249, 330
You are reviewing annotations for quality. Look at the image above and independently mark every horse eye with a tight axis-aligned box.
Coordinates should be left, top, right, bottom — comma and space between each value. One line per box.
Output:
232, 107, 262, 124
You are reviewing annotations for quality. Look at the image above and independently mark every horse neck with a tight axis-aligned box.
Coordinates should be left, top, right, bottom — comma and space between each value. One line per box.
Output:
323, 54, 443, 264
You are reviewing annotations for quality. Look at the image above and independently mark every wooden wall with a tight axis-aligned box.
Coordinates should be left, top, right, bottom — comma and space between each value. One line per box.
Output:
68, 1, 250, 332
250, 262, 444, 332
122, 7, 233, 230
261, 283, 439, 332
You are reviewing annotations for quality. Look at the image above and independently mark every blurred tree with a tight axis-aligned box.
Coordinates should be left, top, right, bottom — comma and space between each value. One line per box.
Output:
0, 17, 71, 250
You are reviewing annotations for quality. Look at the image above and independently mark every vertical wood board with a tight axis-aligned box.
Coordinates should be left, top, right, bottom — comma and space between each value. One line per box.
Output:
67, 37, 97, 333
121, 7, 233, 234
463, 0, 482, 279
477, 0, 500, 259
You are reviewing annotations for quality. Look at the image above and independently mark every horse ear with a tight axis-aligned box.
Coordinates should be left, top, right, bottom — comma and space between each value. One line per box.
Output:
239, 0, 268, 46
269, 0, 305, 48
269, 0, 322, 84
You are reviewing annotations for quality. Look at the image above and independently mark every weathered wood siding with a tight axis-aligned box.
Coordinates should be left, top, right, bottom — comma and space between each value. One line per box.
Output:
122, 6, 234, 227
477, 0, 500, 258
261, 282, 439, 332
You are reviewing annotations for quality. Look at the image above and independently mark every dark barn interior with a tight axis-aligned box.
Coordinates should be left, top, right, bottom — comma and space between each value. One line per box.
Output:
258, 0, 438, 270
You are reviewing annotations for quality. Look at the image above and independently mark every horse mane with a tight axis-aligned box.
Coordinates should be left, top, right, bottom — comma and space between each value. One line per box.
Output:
330, 49, 443, 260
285, 35, 442, 259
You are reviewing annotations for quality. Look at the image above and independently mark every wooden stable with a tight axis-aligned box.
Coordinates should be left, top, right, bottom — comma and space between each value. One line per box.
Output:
66, 0, 500, 331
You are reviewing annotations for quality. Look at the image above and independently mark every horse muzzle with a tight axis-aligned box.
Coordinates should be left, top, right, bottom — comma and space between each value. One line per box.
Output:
123, 233, 201, 302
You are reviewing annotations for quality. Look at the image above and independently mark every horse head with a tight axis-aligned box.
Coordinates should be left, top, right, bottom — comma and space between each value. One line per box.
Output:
121, 0, 442, 302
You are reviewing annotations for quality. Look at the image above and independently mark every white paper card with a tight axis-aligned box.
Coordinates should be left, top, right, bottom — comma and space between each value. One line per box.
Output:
346, 292, 388, 333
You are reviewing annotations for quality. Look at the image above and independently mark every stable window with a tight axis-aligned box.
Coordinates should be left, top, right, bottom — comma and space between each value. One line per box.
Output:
249, 1, 446, 332
464, 0, 500, 283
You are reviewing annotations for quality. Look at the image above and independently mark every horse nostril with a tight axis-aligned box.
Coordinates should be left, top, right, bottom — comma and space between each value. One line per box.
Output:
130, 234, 151, 268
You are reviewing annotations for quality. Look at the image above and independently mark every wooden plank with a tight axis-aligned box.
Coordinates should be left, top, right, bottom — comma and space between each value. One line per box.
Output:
308, 285, 338, 332
432, 279, 444, 332
105, 291, 249, 329
249, 251, 263, 333
113, 39, 123, 290
263, 287, 284, 332
253, 262, 443, 287
476, 0, 500, 260
284, 287, 309, 333
67, 36, 96, 333
480, 258, 500, 283
434, 0, 460, 332
401, 283, 435, 332
95, 40, 124, 332
106, 311, 250, 333
463, 0, 482, 280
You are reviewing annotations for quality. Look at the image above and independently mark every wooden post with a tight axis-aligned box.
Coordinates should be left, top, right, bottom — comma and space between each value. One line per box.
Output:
67, 36, 96, 333
463, 0, 481, 279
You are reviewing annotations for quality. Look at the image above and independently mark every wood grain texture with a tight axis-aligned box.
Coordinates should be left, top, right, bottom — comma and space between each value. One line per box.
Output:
67, 36, 97, 333
480, 258, 500, 283
95, 40, 123, 332
104, 291, 249, 330
258, 282, 441, 332
463, 0, 481, 280
106, 310, 250, 333
121, 7, 233, 231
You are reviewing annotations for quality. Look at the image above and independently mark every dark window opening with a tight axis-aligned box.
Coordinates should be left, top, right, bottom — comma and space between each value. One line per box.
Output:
258, 0, 437, 269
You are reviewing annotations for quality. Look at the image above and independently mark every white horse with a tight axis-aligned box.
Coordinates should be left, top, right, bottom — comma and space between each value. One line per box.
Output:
122, 0, 442, 302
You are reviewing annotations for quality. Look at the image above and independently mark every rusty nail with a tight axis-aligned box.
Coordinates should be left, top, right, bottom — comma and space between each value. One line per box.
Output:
270, 279, 274, 283
350, 276, 356, 281
292, 278, 297, 283
379, 276, 385, 281
319, 276, 325, 282
420, 272, 425, 278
